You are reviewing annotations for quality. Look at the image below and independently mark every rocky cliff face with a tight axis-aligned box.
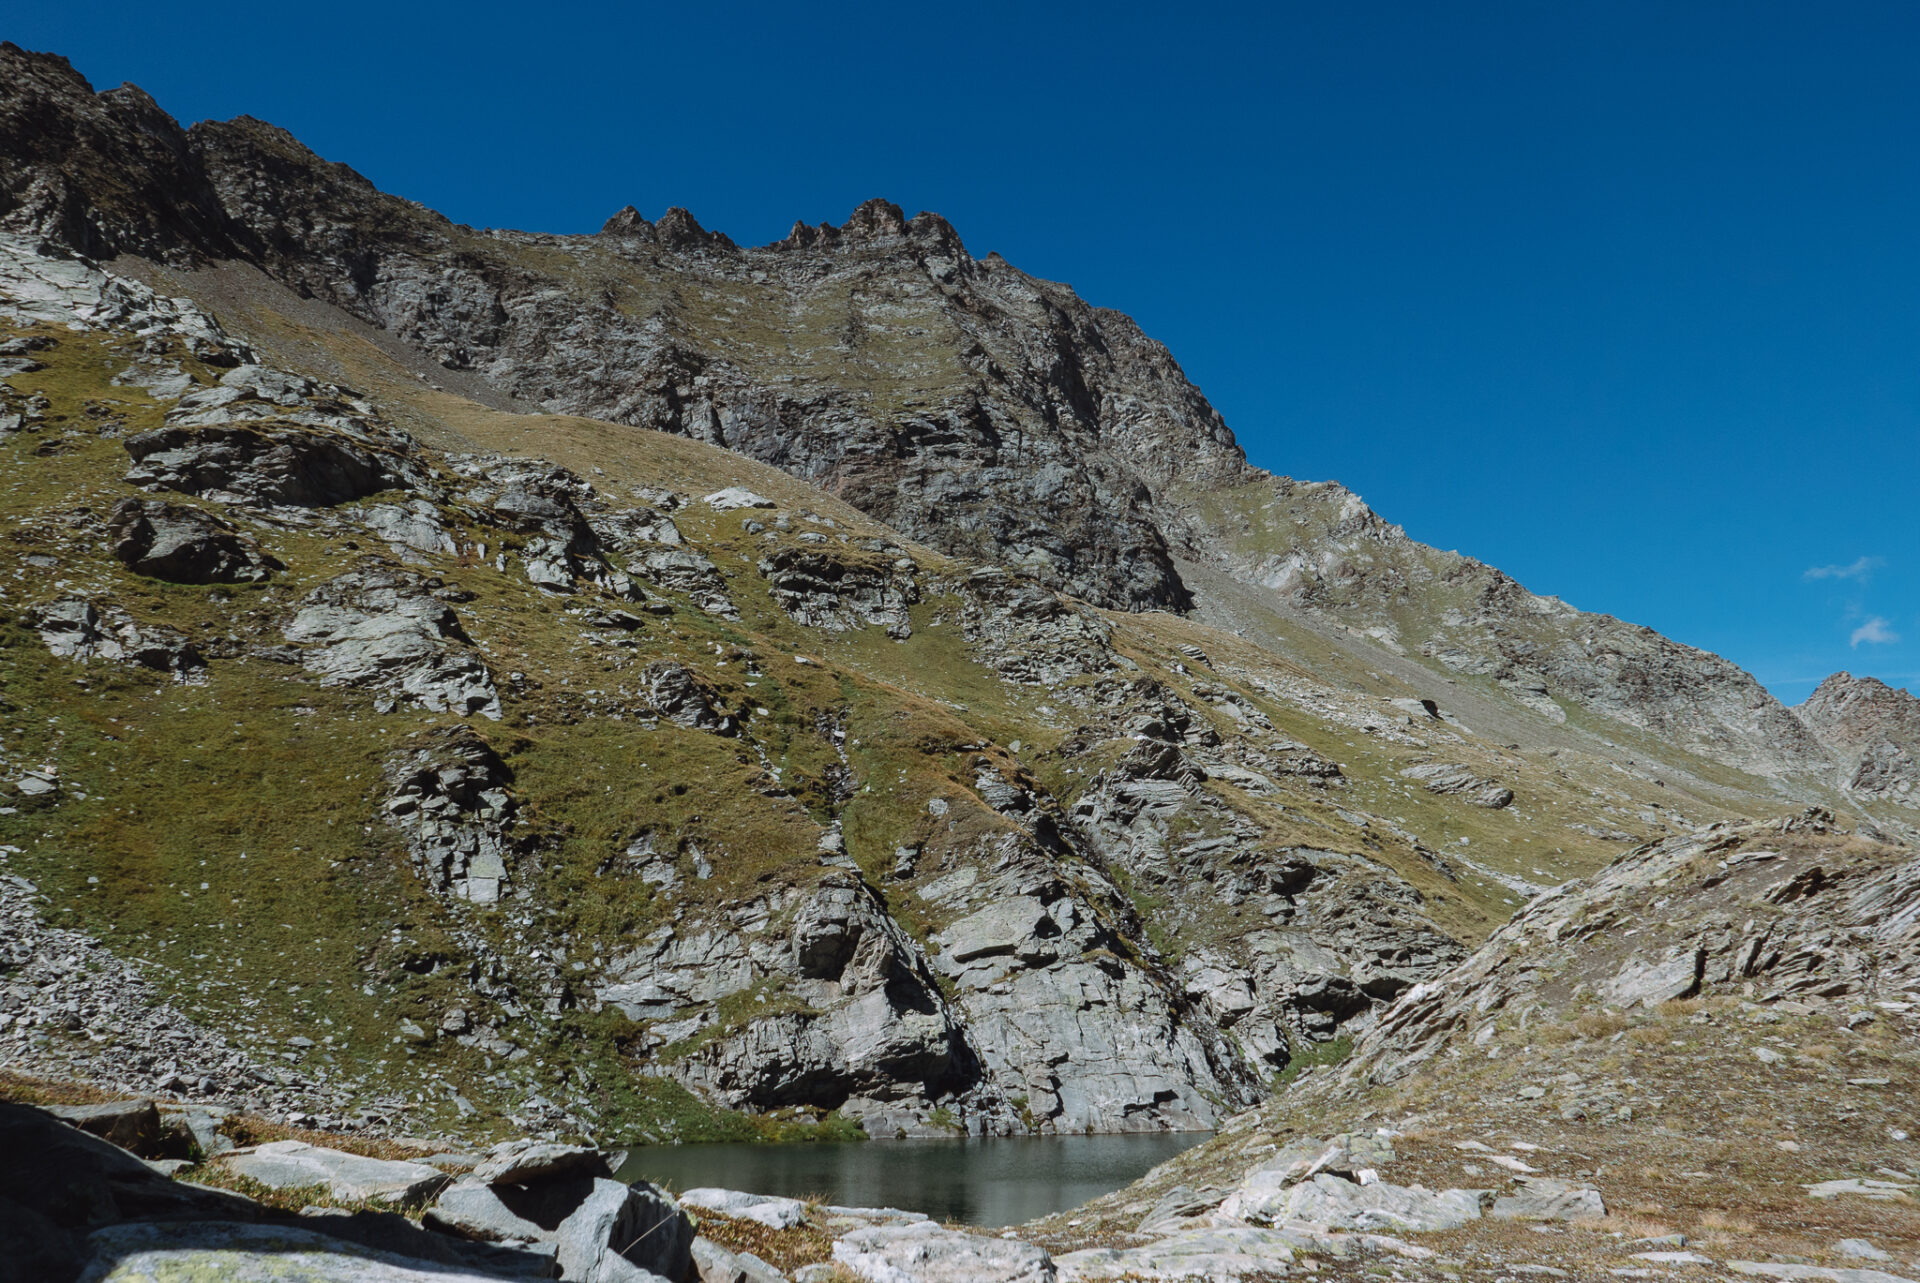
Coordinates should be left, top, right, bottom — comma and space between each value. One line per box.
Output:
1799, 673, 1920, 809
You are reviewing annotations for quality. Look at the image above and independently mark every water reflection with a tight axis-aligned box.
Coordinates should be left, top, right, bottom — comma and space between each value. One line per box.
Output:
615, 1131, 1211, 1228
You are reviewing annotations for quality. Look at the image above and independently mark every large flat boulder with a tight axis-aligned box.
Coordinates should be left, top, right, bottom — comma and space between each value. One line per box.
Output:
1488, 1176, 1606, 1221
219, 1141, 447, 1205
1278, 1174, 1483, 1233
680, 1187, 809, 1229
108, 497, 281, 583
832, 1220, 1056, 1282
45, 1100, 164, 1156
1054, 1225, 1299, 1280
74, 1220, 544, 1282
424, 1178, 550, 1243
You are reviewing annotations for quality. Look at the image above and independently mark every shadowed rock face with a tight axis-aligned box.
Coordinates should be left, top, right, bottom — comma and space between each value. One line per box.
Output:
108, 498, 281, 583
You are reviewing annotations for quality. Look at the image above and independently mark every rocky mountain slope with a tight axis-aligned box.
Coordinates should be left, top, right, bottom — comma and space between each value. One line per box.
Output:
0, 232, 1552, 1145
5, 41, 1918, 837
2, 39, 1919, 1166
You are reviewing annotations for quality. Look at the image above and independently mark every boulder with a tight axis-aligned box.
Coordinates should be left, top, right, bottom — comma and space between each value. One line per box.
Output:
163, 1107, 236, 1159
703, 488, 775, 510
643, 660, 729, 731
1054, 1225, 1302, 1281
553, 1178, 691, 1283
424, 1178, 549, 1243
218, 1141, 447, 1205
45, 1100, 164, 1156
33, 598, 204, 673
831, 1220, 1056, 1282
937, 898, 1052, 965
296, 1207, 557, 1278
473, 1140, 612, 1188
1277, 1174, 1483, 1233
1489, 1177, 1606, 1221
1600, 949, 1703, 1009
124, 420, 410, 508
693, 1235, 791, 1283
283, 570, 501, 719
108, 498, 281, 583
679, 1187, 809, 1229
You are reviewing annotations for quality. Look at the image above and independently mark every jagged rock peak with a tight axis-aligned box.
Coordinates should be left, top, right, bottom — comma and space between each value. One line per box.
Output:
1805, 670, 1917, 709
594, 204, 734, 251
599, 204, 654, 240
655, 205, 734, 252
771, 199, 967, 256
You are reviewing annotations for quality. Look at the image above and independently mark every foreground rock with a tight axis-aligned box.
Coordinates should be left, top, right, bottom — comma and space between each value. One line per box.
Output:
552, 1178, 691, 1283
832, 1220, 1055, 1283
219, 1140, 448, 1205
75, 1221, 547, 1283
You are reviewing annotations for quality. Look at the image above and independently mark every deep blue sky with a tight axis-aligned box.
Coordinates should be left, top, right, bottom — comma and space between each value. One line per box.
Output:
15, 3, 1917, 699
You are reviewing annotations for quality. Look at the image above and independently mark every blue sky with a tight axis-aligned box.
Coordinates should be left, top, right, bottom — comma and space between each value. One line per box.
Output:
14, 2, 1917, 700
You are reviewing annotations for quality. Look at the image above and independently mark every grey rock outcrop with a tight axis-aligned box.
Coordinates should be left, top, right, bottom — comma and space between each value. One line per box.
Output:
642, 660, 730, 732
1398, 762, 1513, 809
1054, 1226, 1302, 1280
382, 726, 524, 903
832, 1220, 1056, 1283
282, 568, 501, 718
125, 367, 421, 508
759, 545, 918, 638
1277, 1174, 1484, 1233
107, 497, 281, 583
1338, 813, 1920, 1088
32, 598, 203, 674
1488, 1176, 1606, 1221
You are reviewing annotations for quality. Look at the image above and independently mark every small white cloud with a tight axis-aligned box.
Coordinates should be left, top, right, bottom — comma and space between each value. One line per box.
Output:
1850, 616, 1900, 647
1806, 556, 1883, 581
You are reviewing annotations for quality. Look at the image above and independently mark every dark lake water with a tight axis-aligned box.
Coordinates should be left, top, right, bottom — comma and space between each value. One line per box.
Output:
614, 1131, 1212, 1228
